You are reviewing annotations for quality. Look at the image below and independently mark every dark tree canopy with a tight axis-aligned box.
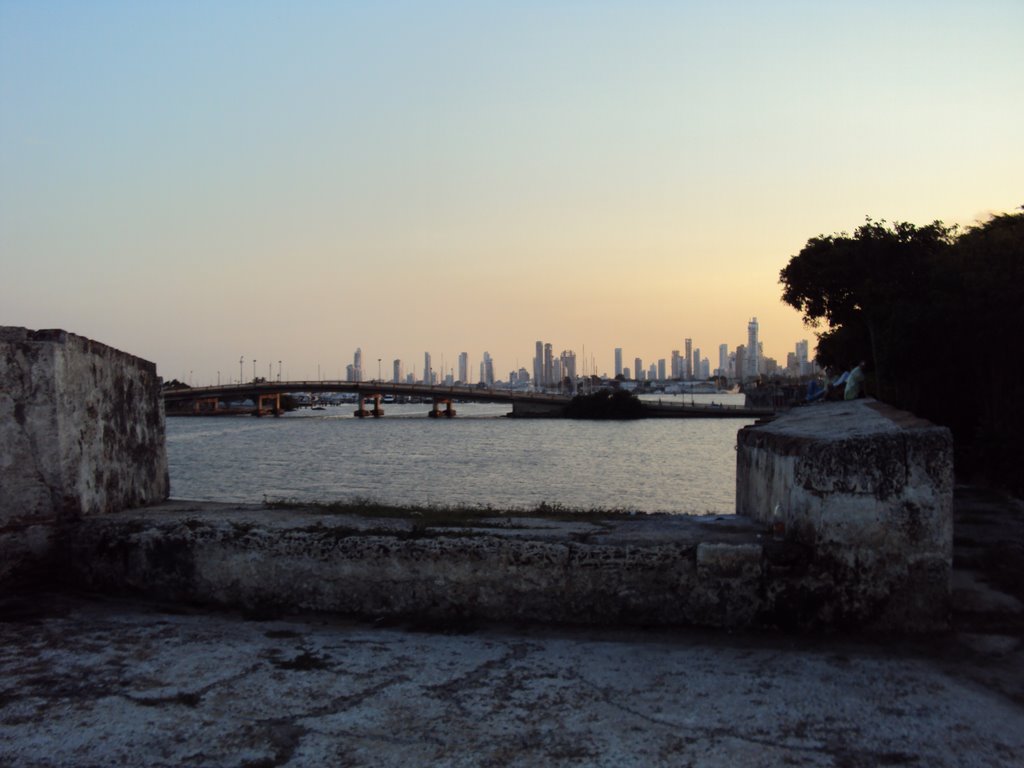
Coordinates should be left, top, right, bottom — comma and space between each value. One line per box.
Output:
780, 209, 1024, 493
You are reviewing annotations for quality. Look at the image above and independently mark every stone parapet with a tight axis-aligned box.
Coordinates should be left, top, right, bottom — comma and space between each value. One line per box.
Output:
1, 327, 168, 586
57, 498, 944, 632
736, 400, 954, 630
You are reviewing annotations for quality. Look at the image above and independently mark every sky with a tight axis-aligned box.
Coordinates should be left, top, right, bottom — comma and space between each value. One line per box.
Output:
2, 1, 1021, 384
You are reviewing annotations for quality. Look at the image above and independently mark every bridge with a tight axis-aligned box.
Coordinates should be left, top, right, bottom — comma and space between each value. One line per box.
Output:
163, 380, 572, 418
162, 380, 775, 419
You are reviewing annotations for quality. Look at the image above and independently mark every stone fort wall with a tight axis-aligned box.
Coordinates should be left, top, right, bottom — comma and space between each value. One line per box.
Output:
0, 327, 168, 585
1, 328, 953, 631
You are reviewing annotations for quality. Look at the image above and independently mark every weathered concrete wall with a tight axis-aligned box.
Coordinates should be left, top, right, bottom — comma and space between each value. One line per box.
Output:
736, 400, 954, 630
60, 499, 943, 632
1, 327, 168, 586
65, 507, 776, 628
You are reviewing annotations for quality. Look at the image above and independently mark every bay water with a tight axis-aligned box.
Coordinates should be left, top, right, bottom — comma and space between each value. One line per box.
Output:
166, 393, 752, 515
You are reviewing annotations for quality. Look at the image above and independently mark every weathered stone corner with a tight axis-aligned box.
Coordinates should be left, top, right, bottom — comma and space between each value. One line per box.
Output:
736, 399, 954, 631
1, 327, 169, 586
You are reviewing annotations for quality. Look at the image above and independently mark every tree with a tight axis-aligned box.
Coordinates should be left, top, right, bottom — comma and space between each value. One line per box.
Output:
943, 209, 1024, 490
780, 218, 956, 405
780, 209, 1024, 492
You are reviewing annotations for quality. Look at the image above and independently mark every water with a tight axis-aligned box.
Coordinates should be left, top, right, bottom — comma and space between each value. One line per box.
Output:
166, 394, 752, 514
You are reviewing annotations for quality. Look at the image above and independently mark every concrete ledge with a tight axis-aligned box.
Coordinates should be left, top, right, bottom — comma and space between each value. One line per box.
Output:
55, 500, 935, 631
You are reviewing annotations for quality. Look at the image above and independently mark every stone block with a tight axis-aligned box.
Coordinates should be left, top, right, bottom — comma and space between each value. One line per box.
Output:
1, 327, 168, 586
736, 399, 953, 630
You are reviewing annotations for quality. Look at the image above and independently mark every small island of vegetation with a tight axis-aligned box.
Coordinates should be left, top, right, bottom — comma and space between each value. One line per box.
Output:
564, 389, 644, 420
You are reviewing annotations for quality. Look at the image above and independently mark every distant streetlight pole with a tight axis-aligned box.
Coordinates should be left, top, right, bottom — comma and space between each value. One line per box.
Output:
378, 358, 381, 382
217, 371, 220, 386
253, 359, 257, 382
278, 360, 282, 382
239, 356, 244, 385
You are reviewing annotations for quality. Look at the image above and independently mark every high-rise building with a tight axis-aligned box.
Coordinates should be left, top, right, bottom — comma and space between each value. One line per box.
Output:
684, 338, 693, 379
747, 317, 760, 379
671, 350, 681, 379
634, 357, 643, 382
658, 358, 666, 381
648, 363, 657, 381
392, 359, 402, 384
423, 352, 432, 385
480, 352, 495, 387
351, 348, 363, 382
560, 350, 577, 390
534, 341, 543, 389
718, 344, 729, 377
614, 347, 623, 378
458, 352, 468, 384
735, 344, 747, 383
693, 348, 701, 380
543, 343, 554, 387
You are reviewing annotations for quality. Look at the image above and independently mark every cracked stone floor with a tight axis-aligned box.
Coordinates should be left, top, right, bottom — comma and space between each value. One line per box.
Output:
3, 486, 1023, 767
1, 589, 1022, 768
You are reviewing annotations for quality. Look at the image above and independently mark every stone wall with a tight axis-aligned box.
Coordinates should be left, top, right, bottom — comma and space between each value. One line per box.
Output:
0, 327, 168, 586
736, 399, 954, 630
64, 505, 801, 629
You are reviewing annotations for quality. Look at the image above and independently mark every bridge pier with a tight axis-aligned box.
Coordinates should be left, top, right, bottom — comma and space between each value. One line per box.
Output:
428, 398, 456, 418
256, 393, 281, 417
192, 397, 220, 415
355, 394, 384, 418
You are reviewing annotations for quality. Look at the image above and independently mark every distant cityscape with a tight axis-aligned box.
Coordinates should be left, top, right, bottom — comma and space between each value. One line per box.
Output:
341, 318, 819, 393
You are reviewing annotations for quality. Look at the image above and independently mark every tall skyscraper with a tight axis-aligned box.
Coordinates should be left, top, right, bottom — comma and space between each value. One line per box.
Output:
747, 317, 760, 379
560, 350, 577, 390
736, 344, 747, 383
718, 344, 729, 377
614, 347, 623, 378
392, 359, 402, 384
693, 348, 701, 380
480, 351, 495, 387
684, 338, 693, 379
423, 352, 432, 385
534, 341, 543, 389
458, 352, 468, 384
634, 357, 643, 382
658, 358, 666, 381
351, 348, 363, 382
671, 350, 681, 379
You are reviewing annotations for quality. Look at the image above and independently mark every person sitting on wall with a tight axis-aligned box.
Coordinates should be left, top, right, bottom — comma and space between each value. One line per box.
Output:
844, 360, 868, 400
805, 377, 826, 403
825, 368, 849, 401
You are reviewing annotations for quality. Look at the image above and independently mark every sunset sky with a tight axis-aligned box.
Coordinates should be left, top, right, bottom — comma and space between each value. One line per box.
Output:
2, 2, 1021, 383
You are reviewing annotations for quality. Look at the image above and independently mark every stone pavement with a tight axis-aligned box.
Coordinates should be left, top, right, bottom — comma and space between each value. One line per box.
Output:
1, 486, 1022, 767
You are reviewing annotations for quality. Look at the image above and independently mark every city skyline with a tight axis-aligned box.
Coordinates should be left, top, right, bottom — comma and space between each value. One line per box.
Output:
2, 4, 1021, 385
213, 314, 806, 389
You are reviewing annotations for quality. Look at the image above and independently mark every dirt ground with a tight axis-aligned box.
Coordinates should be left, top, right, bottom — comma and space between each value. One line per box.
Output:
1, 486, 1021, 767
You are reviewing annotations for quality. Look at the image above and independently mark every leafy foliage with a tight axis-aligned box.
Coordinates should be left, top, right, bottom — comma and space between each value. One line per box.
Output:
780, 209, 1024, 492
